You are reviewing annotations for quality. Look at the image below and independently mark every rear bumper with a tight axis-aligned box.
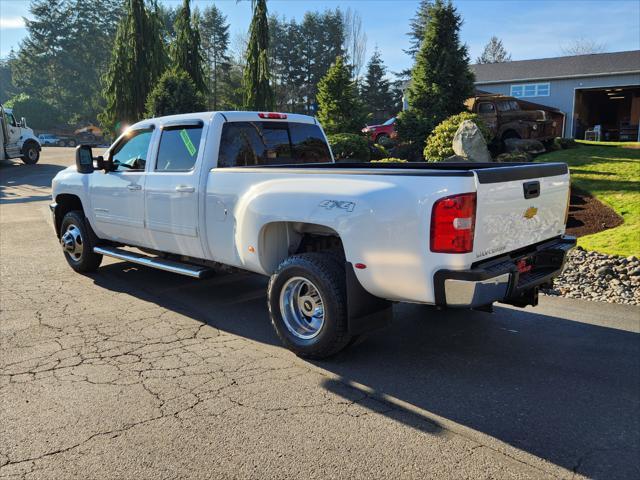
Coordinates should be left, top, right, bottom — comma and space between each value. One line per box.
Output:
433, 236, 576, 308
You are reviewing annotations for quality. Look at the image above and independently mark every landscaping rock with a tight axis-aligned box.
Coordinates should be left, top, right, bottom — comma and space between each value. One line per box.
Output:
504, 138, 546, 155
452, 120, 492, 162
541, 248, 640, 306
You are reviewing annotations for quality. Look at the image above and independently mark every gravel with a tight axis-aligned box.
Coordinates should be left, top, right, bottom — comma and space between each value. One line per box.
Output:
542, 247, 640, 305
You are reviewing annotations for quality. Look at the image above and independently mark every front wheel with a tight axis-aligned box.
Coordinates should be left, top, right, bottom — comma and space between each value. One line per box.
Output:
268, 253, 351, 359
59, 211, 102, 273
21, 144, 40, 164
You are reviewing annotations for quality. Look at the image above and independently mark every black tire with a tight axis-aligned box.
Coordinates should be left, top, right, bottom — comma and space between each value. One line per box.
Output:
268, 253, 351, 359
375, 133, 389, 144
59, 210, 102, 273
21, 143, 40, 164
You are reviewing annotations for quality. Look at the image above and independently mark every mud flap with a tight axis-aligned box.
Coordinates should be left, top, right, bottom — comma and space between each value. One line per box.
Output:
346, 263, 393, 335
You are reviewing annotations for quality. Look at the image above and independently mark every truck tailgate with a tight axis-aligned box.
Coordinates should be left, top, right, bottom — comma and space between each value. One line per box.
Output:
472, 163, 570, 260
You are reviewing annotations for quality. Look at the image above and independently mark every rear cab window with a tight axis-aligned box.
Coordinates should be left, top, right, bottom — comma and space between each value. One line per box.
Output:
217, 121, 331, 168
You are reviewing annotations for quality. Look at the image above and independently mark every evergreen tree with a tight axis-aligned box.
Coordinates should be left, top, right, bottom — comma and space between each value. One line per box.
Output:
316, 56, 366, 135
404, 0, 433, 59
396, 0, 475, 157
172, 0, 207, 94
12, 0, 121, 124
146, 68, 207, 117
200, 5, 230, 109
360, 48, 395, 117
100, 0, 167, 132
243, 0, 274, 110
476, 36, 511, 64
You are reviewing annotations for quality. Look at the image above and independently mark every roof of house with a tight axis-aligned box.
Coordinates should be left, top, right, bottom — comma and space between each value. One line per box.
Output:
471, 50, 640, 84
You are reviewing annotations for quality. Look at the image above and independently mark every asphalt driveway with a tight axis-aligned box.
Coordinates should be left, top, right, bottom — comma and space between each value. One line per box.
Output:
1, 148, 639, 479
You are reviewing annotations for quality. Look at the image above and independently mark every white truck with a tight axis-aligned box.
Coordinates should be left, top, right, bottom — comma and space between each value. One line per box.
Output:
1, 104, 41, 164
51, 111, 575, 358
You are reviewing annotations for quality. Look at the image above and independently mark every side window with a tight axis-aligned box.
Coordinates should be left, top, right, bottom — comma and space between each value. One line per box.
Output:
111, 128, 153, 171
5, 112, 17, 127
478, 102, 496, 114
155, 125, 203, 171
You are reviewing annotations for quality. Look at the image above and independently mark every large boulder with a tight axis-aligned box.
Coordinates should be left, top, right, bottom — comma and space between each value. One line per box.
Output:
504, 138, 546, 155
452, 120, 492, 162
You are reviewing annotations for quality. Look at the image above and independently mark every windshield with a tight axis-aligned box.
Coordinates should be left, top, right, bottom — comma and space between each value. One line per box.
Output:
497, 101, 521, 112
382, 117, 396, 126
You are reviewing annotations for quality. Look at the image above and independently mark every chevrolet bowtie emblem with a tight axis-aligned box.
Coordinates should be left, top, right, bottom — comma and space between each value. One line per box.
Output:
524, 206, 538, 219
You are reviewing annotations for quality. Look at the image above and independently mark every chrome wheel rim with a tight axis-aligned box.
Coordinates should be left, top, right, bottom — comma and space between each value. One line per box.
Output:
279, 276, 325, 340
61, 224, 83, 262
27, 148, 37, 161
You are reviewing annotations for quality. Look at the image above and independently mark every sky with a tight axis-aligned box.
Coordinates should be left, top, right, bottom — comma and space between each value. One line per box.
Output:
1, 0, 639, 75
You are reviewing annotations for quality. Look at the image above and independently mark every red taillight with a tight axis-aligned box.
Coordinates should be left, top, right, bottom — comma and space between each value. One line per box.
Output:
258, 112, 287, 119
430, 192, 477, 253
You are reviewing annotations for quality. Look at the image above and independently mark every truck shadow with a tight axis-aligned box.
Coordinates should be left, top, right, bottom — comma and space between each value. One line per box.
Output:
93, 263, 640, 479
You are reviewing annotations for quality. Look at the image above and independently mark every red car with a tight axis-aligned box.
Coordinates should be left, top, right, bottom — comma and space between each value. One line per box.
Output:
362, 117, 397, 142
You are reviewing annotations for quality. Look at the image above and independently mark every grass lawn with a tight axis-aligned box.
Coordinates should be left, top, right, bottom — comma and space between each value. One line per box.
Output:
536, 143, 640, 257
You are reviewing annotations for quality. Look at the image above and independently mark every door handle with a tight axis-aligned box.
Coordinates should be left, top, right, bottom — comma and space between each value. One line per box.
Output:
127, 184, 142, 191
175, 185, 195, 193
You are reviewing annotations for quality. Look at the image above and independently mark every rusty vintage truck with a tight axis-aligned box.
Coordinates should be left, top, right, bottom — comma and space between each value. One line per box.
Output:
466, 95, 564, 147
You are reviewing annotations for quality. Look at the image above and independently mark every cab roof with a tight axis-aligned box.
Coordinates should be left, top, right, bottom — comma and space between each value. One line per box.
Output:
131, 111, 317, 130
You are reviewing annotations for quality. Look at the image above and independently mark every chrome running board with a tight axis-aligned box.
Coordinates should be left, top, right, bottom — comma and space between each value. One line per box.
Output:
94, 246, 213, 279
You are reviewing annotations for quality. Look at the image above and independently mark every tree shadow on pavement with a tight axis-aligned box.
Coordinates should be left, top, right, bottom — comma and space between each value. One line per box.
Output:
0, 160, 66, 204
92, 262, 640, 480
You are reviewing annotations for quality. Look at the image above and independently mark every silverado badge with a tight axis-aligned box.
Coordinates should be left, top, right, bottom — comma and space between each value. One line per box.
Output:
524, 206, 538, 219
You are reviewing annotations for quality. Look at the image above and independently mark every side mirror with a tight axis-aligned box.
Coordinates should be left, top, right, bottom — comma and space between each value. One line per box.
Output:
20, 117, 27, 128
75, 145, 95, 174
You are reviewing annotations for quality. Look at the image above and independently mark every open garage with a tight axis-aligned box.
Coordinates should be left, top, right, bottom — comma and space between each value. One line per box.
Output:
574, 86, 640, 141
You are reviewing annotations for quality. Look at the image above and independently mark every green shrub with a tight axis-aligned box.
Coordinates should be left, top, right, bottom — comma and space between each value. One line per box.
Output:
377, 135, 397, 148
423, 112, 490, 162
388, 142, 424, 162
327, 133, 370, 162
370, 157, 407, 163
145, 68, 207, 118
369, 143, 389, 160
554, 137, 578, 149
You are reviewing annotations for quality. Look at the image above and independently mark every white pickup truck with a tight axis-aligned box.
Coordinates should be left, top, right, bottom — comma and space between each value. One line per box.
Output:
51, 111, 575, 358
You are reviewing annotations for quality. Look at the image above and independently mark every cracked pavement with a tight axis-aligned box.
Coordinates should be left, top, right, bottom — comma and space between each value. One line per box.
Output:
1, 149, 639, 479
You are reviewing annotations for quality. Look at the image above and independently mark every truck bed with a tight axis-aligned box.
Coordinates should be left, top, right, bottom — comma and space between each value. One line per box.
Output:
233, 161, 568, 182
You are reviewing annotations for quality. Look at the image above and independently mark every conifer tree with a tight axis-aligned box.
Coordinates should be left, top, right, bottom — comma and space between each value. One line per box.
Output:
476, 36, 511, 64
243, 0, 274, 110
100, 0, 166, 132
316, 56, 366, 134
396, 0, 474, 156
172, 0, 207, 93
200, 5, 231, 109
360, 48, 395, 116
